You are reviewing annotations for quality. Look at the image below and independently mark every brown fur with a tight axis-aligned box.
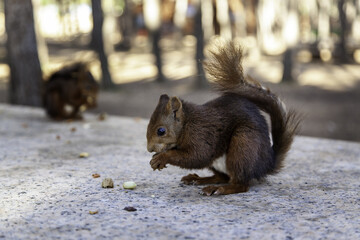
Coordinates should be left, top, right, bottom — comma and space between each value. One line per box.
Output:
43, 63, 99, 120
146, 41, 301, 196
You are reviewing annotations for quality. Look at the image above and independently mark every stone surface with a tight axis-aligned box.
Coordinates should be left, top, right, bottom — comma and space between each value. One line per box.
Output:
0, 104, 359, 239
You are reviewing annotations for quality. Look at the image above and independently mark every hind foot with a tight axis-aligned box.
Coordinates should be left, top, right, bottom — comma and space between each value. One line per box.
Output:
181, 173, 229, 185
201, 184, 249, 196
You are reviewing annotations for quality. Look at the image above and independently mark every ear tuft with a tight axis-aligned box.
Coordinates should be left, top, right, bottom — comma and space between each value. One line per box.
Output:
159, 94, 170, 105
171, 97, 182, 112
168, 96, 183, 120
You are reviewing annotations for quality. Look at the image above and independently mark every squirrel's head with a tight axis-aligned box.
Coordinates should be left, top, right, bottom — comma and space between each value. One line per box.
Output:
146, 94, 184, 153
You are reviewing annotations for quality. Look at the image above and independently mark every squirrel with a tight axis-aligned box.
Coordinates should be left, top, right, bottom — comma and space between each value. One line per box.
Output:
43, 63, 99, 120
146, 41, 301, 196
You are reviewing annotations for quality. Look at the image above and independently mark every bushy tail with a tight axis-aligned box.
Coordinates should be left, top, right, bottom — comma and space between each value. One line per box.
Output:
204, 41, 301, 172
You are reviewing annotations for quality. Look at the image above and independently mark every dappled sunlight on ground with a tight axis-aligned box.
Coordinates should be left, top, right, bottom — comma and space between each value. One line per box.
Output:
109, 52, 157, 83
107, 36, 198, 83
43, 39, 198, 84
297, 64, 360, 91
162, 50, 197, 80
244, 59, 283, 84
0, 64, 9, 82
244, 55, 360, 91
2, 43, 360, 92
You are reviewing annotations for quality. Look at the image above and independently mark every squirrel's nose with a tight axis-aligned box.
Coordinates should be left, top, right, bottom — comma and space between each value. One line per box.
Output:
147, 144, 154, 153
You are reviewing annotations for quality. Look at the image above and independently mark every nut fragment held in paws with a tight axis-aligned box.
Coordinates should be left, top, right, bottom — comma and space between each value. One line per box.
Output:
123, 181, 136, 189
102, 178, 114, 188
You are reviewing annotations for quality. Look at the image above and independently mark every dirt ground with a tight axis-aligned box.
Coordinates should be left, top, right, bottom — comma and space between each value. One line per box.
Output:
1, 42, 360, 142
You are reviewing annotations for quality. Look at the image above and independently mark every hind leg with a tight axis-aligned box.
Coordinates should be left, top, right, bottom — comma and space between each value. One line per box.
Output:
181, 168, 229, 185
201, 127, 266, 196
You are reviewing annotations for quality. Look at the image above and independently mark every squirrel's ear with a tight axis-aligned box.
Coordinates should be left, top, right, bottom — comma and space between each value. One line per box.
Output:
168, 96, 183, 120
159, 94, 170, 103
171, 97, 182, 111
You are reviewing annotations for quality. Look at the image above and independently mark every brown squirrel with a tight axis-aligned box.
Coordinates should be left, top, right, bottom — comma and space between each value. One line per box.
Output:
43, 63, 99, 120
146, 41, 300, 195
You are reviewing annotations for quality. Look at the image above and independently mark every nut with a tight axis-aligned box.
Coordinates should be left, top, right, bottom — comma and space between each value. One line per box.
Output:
79, 152, 89, 158
92, 173, 100, 178
102, 178, 114, 188
123, 181, 136, 190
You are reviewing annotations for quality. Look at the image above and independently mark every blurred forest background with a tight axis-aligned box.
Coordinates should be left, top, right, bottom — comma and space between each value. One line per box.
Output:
0, 0, 359, 142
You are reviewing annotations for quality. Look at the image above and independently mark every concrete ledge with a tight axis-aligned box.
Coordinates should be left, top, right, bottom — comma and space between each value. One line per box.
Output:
0, 104, 359, 239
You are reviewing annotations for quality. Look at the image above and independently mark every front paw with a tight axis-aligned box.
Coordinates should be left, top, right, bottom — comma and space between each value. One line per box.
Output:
150, 154, 167, 171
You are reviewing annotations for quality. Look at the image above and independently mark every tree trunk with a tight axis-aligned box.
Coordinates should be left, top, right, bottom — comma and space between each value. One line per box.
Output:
117, 0, 133, 51
281, 0, 298, 83
245, 0, 257, 35
143, 0, 165, 82
194, 2, 207, 88
151, 30, 166, 82
91, 0, 115, 89
4, 0, 43, 107
281, 48, 293, 82
337, 0, 348, 62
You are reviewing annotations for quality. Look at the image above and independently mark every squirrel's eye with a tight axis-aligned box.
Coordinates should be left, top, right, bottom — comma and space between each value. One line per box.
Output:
157, 127, 166, 136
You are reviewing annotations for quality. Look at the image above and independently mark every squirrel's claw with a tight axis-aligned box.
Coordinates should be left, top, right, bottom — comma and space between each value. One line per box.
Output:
150, 155, 167, 171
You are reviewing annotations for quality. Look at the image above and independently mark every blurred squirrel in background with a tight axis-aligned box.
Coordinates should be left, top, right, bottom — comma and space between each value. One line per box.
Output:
146, 41, 301, 196
43, 63, 99, 120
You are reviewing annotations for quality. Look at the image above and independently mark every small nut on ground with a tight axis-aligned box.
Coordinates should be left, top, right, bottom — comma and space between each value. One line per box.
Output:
92, 173, 100, 178
102, 178, 114, 188
89, 210, 99, 215
79, 152, 89, 158
123, 181, 136, 190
